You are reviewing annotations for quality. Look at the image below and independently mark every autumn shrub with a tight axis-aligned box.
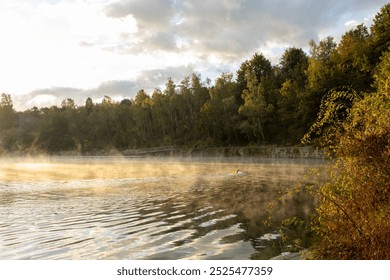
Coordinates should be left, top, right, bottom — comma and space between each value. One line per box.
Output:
308, 51, 390, 259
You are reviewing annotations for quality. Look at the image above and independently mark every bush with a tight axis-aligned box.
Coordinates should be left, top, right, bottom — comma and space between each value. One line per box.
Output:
308, 66, 390, 259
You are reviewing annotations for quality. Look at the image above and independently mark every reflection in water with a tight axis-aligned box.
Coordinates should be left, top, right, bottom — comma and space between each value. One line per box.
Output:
0, 157, 320, 259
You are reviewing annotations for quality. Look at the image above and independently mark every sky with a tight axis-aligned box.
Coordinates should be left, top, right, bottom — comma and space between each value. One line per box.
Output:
0, 0, 388, 111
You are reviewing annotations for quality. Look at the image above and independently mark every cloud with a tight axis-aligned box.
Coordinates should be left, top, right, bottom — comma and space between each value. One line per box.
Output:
103, 0, 178, 54
17, 82, 141, 110
79, 41, 94, 48
14, 65, 197, 110
104, 0, 174, 26
136, 64, 196, 88
102, 0, 388, 63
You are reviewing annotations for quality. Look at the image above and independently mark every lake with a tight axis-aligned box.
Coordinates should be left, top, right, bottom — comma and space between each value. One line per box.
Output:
0, 157, 320, 259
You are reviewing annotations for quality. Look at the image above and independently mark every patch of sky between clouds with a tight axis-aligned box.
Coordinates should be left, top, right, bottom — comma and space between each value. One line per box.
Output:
322, 8, 377, 41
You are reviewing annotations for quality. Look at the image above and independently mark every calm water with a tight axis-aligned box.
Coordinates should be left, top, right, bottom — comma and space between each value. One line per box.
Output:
0, 157, 319, 259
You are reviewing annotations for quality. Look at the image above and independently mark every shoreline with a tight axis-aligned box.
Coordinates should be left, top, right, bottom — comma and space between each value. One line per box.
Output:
270, 250, 309, 260
1, 145, 324, 159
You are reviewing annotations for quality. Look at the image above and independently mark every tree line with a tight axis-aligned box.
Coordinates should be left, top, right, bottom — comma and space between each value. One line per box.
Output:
0, 4, 389, 155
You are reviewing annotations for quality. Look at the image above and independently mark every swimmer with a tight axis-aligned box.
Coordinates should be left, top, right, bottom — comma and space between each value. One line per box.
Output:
231, 169, 244, 175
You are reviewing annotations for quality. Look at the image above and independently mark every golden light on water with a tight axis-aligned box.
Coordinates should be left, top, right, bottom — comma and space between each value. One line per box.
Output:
0, 157, 319, 259
15, 162, 52, 169
0, 158, 236, 182
0, 157, 311, 183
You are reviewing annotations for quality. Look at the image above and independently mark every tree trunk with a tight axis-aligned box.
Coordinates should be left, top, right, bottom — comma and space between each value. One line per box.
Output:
257, 117, 266, 142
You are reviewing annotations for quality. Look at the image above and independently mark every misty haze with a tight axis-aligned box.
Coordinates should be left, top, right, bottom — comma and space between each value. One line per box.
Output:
0, 157, 320, 259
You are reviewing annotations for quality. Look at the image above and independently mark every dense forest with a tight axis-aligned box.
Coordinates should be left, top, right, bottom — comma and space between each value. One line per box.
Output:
0, 4, 389, 155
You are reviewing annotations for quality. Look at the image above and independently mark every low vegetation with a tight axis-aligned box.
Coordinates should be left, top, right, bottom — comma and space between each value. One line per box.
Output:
305, 48, 390, 259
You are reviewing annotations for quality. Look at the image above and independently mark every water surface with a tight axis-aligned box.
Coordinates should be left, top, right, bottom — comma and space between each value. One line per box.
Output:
0, 157, 319, 259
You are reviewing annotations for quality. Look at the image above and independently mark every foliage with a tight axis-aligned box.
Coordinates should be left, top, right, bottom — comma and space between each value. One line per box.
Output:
276, 48, 309, 142
0, 93, 17, 152
309, 90, 390, 259
307, 49, 390, 259
236, 53, 273, 95
279, 47, 308, 87
301, 88, 361, 153
195, 73, 241, 145
374, 47, 390, 92
370, 3, 390, 65
238, 69, 275, 142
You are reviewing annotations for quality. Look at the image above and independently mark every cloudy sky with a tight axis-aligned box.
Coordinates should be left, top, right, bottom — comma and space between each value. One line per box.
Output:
0, 0, 388, 110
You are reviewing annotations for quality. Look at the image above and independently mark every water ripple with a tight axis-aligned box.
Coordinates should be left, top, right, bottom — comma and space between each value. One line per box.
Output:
0, 158, 317, 259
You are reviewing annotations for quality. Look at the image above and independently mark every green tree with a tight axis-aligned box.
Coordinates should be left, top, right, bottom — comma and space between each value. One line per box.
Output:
151, 88, 171, 144
196, 73, 240, 145
0, 93, 15, 129
0, 93, 17, 151
237, 53, 279, 143
16, 107, 41, 153
237, 53, 273, 100
113, 99, 134, 149
279, 47, 308, 87
277, 48, 309, 142
132, 90, 153, 146
304, 37, 339, 125
163, 78, 180, 142
61, 98, 76, 109
374, 47, 390, 92
334, 24, 373, 92
238, 70, 274, 142
0, 93, 13, 109
176, 76, 195, 142
77, 98, 95, 152
38, 107, 75, 153
190, 73, 210, 111
370, 3, 390, 65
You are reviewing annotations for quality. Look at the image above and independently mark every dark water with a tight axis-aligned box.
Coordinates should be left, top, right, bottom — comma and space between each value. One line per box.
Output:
0, 157, 319, 259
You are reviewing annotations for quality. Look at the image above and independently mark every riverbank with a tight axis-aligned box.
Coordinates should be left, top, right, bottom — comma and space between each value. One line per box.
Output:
122, 145, 324, 159
0, 145, 324, 160
270, 250, 310, 260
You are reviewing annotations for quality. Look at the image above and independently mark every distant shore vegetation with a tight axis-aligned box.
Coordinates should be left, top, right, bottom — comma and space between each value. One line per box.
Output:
1, 4, 389, 260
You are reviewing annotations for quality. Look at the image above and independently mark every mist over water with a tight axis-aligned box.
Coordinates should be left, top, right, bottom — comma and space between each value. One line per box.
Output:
0, 157, 320, 259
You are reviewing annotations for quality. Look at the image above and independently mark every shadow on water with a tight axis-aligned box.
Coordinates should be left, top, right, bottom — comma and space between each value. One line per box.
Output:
0, 157, 320, 259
